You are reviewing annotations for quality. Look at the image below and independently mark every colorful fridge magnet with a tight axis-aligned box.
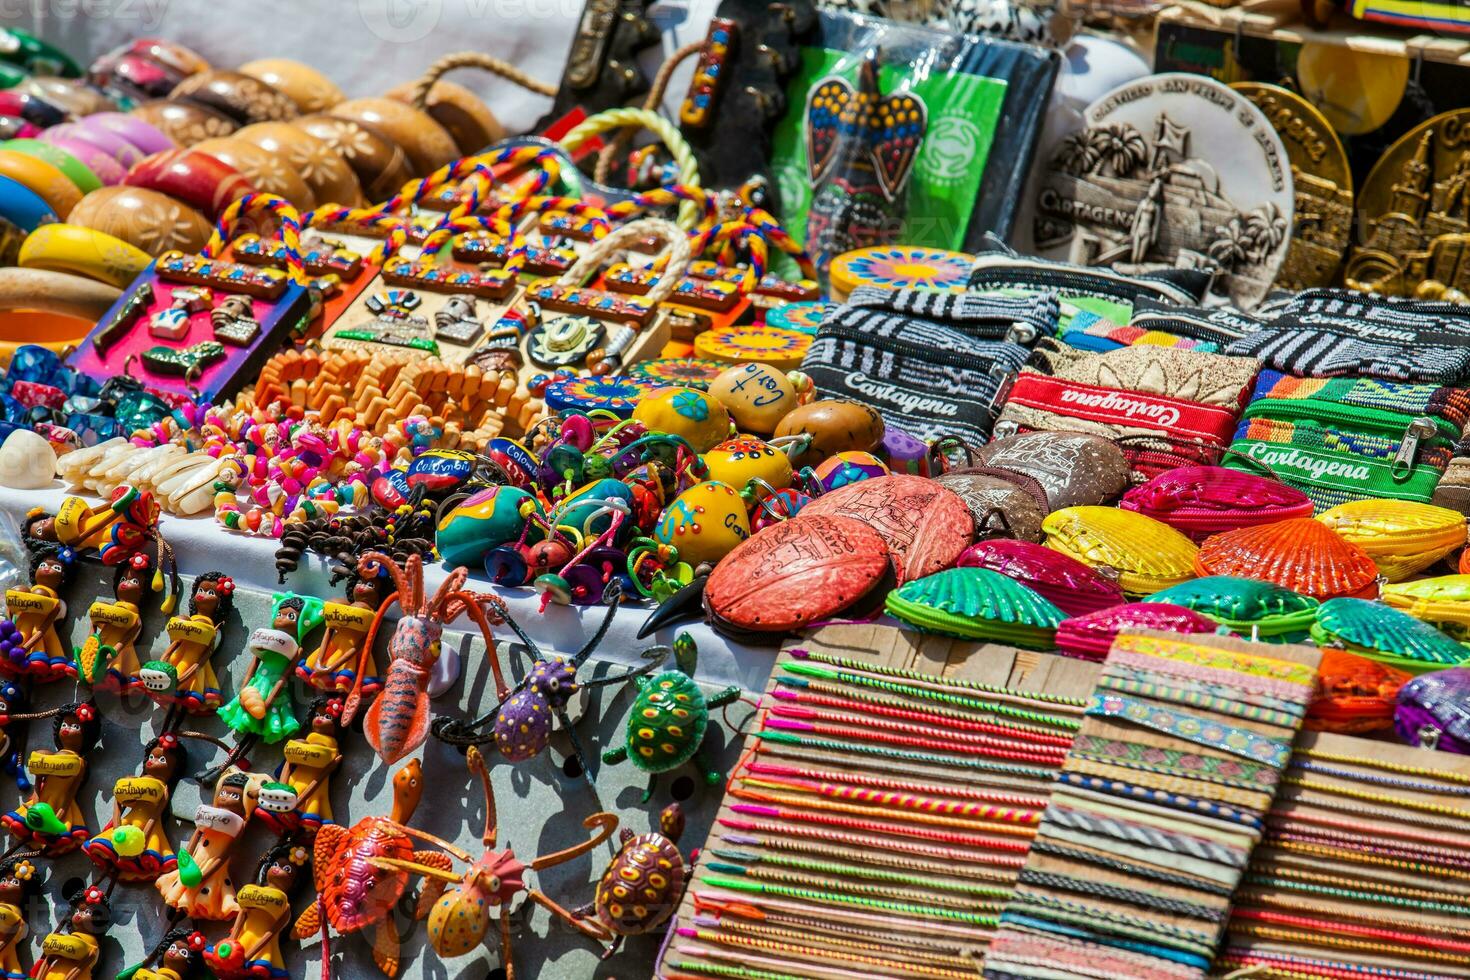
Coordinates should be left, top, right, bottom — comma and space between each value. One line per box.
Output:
67, 251, 312, 401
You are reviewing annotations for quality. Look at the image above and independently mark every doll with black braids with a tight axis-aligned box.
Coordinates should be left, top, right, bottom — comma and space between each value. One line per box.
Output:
2, 701, 102, 855
0, 855, 40, 979
297, 561, 391, 696
127, 924, 207, 980
2, 543, 79, 681
84, 732, 189, 882
204, 841, 308, 979
31, 880, 109, 980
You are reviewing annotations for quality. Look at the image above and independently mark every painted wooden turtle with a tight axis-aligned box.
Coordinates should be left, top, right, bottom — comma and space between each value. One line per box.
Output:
601, 632, 741, 800
292, 759, 470, 977
573, 803, 689, 958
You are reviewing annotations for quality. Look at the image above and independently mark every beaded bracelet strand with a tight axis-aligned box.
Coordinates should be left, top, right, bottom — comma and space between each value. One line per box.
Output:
769, 685, 1075, 748
709, 848, 1014, 898
705, 862, 1008, 913
762, 714, 1068, 767
1289, 759, 1470, 797
736, 772, 1044, 825
775, 674, 1079, 741
1279, 775, 1470, 822
699, 874, 1000, 926
1218, 947, 1460, 980
717, 816, 1024, 870
1274, 786, 1470, 832
692, 886, 993, 943
671, 943, 916, 980
779, 665, 1083, 731
1232, 908, 1470, 954
1268, 826, 1470, 870
767, 703, 1070, 763
1227, 924, 1470, 965
788, 649, 1089, 710
1234, 892, 1470, 939
715, 833, 1015, 887
753, 731, 1061, 781
697, 918, 979, 970
753, 741, 1058, 800
742, 761, 1051, 809
693, 904, 986, 956
1261, 838, 1469, 878
1266, 808, 1470, 849
728, 785, 1040, 839
674, 926, 977, 979
1246, 867, 1470, 908
1293, 747, 1470, 784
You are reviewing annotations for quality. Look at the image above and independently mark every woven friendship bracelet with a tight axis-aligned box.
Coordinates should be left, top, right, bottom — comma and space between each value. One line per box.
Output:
1098, 672, 1304, 727
1087, 693, 1293, 768
1055, 772, 1266, 831
1016, 868, 1225, 922
1071, 733, 1280, 786
1046, 803, 1249, 867
1029, 839, 1236, 897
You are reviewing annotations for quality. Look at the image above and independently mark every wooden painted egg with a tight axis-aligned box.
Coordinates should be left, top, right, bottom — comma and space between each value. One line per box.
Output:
436, 486, 540, 567
704, 514, 891, 637
811, 451, 888, 491
703, 438, 792, 490
631, 387, 731, 453
655, 481, 750, 567
801, 474, 974, 583
773, 399, 884, 468
706, 362, 799, 434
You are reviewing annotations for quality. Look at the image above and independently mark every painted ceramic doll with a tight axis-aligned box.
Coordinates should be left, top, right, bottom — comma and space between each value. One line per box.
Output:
122, 926, 205, 980
1, 702, 100, 855
21, 493, 128, 555
255, 695, 344, 839
156, 770, 257, 920
203, 842, 307, 980
0, 683, 29, 795
29, 884, 109, 980
217, 596, 322, 748
0, 858, 38, 980
297, 567, 389, 696
0, 545, 77, 682
83, 733, 187, 882
74, 553, 152, 691
140, 573, 233, 715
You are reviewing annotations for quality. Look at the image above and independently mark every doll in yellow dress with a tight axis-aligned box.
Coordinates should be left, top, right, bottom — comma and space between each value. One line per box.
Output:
29, 884, 108, 980
83, 733, 188, 881
74, 553, 153, 691
255, 695, 344, 840
0, 858, 38, 980
204, 843, 306, 979
120, 925, 205, 980
156, 770, 256, 921
141, 573, 234, 717
1, 702, 100, 855
297, 567, 390, 696
1, 545, 77, 683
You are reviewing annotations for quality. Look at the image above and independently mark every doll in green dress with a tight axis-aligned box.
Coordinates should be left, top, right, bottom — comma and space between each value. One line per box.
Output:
216, 595, 323, 770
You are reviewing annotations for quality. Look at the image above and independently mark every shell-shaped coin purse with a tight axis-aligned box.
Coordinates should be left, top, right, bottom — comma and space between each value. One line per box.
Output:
955, 539, 1125, 616
1041, 506, 1198, 596
1311, 598, 1469, 675
1145, 576, 1319, 643
1053, 602, 1218, 662
1120, 465, 1313, 542
1316, 499, 1467, 582
884, 567, 1065, 650
1195, 519, 1379, 602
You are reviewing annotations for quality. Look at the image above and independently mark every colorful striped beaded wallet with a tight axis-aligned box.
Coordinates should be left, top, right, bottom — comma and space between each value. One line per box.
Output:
654, 624, 1100, 980
983, 629, 1320, 980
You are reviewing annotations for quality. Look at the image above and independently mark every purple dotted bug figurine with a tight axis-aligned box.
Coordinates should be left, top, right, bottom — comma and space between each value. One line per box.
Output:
432, 581, 667, 800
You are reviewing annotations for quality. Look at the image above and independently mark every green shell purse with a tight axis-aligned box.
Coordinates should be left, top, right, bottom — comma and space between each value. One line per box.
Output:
1311, 598, 1470, 675
1145, 576, 1319, 643
884, 567, 1065, 650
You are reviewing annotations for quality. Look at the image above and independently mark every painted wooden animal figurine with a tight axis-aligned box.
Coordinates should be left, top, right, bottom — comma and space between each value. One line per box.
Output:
601, 632, 742, 800
348, 553, 508, 765
573, 803, 690, 958
0, 544, 78, 682
431, 582, 667, 795
297, 566, 392, 696
204, 841, 308, 979
411, 747, 617, 977
294, 759, 466, 977
1, 701, 101, 855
